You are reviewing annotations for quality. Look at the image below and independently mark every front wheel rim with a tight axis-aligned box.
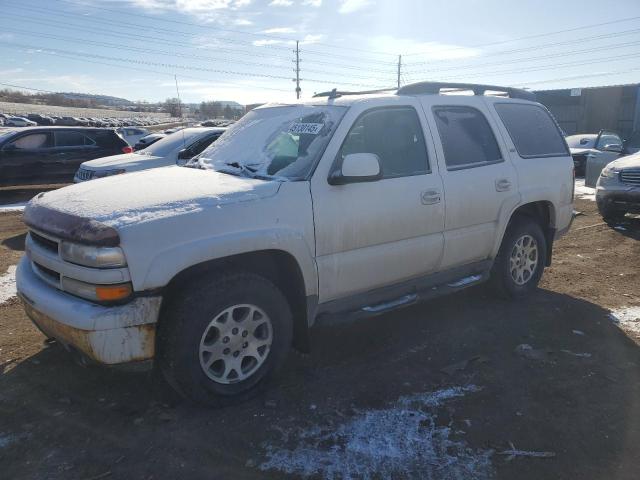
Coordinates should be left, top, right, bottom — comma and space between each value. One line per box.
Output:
509, 234, 539, 286
199, 304, 273, 385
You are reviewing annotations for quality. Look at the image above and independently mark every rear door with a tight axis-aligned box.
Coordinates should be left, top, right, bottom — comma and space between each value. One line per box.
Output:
421, 96, 519, 270
0, 131, 55, 186
53, 130, 102, 181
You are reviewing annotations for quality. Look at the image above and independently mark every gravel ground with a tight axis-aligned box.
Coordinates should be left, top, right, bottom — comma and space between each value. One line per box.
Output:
0, 192, 639, 480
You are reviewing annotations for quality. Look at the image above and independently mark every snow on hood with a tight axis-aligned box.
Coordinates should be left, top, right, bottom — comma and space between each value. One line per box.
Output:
607, 152, 640, 169
81, 152, 163, 170
30, 167, 280, 229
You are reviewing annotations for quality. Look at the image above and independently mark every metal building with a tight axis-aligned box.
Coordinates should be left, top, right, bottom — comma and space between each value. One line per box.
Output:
535, 83, 640, 139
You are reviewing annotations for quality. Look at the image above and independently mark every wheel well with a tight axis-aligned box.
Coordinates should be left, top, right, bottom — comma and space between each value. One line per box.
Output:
509, 201, 555, 266
160, 250, 310, 352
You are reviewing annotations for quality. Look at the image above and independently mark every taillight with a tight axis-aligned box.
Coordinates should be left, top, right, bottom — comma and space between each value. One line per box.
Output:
122, 146, 133, 154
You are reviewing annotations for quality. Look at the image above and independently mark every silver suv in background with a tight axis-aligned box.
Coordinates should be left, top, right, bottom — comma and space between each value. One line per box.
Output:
596, 153, 640, 222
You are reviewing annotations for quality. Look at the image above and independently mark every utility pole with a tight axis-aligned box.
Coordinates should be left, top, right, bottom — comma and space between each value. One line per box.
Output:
294, 40, 301, 100
397, 54, 402, 90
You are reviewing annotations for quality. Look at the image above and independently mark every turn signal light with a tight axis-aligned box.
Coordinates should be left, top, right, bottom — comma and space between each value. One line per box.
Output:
95, 283, 133, 302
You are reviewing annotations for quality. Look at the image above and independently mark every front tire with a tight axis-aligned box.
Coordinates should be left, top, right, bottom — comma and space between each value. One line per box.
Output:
490, 217, 547, 298
157, 271, 293, 407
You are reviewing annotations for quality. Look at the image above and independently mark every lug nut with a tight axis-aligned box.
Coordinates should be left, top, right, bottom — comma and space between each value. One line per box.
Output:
222, 336, 229, 344
223, 348, 230, 355
233, 351, 239, 357
232, 328, 239, 335
242, 330, 248, 337
242, 342, 248, 348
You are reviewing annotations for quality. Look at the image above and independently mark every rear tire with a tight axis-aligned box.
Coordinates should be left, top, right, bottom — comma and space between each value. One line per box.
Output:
157, 271, 293, 407
489, 217, 547, 298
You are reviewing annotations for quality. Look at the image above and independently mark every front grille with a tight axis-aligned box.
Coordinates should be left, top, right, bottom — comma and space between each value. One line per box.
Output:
620, 168, 640, 185
76, 168, 95, 181
30, 231, 59, 255
33, 261, 61, 284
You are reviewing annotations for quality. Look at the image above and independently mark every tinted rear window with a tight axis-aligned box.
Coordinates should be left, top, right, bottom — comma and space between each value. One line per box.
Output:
495, 103, 568, 158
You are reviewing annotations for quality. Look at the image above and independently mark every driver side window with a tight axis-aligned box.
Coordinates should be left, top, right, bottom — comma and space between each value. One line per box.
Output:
339, 107, 429, 179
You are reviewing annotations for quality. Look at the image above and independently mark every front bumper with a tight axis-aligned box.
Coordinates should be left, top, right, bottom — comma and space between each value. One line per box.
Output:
596, 184, 640, 213
16, 257, 161, 365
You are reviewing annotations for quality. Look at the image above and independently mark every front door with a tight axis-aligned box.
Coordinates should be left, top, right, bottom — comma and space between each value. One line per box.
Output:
0, 131, 55, 186
311, 102, 445, 303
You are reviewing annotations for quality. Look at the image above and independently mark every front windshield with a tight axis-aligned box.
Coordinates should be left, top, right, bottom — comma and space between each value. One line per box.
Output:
196, 105, 347, 180
140, 129, 204, 156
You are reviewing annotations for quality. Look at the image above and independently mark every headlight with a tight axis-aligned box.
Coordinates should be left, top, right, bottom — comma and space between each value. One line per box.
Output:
60, 241, 127, 268
600, 166, 620, 178
61, 277, 132, 302
94, 168, 126, 178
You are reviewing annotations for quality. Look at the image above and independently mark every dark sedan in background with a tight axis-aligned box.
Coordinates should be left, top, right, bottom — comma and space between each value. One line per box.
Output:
0, 127, 131, 186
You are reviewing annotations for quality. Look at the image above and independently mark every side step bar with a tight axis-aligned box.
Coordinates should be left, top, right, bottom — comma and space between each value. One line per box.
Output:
362, 293, 418, 314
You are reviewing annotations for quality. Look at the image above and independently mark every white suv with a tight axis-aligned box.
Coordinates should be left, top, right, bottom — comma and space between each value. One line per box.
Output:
17, 82, 574, 406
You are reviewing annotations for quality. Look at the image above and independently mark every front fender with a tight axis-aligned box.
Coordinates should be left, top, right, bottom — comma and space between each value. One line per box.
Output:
141, 227, 318, 297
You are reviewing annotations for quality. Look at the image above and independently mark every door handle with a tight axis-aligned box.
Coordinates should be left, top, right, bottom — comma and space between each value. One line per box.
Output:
495, 178, 512, 192
421, 189, 441, 205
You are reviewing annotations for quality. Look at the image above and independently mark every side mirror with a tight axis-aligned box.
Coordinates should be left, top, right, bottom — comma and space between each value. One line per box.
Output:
329, 153, 382, 185
603, 143, 623, 153
177, 148, 193, 160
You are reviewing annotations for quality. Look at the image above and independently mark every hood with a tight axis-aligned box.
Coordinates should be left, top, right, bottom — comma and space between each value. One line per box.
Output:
28, 167, 281, 230
607, 152, 640, 169
82, 152, 166, 171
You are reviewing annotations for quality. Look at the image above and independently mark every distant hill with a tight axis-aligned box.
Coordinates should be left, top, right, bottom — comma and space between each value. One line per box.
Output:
60, 93, 135, 107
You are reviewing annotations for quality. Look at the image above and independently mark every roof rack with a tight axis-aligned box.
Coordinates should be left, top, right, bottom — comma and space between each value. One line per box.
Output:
313, 88, 396, 99
396, 82, 536, 101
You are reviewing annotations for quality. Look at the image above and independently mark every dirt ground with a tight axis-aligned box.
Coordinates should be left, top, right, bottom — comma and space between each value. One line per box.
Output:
1, 191, 639, 480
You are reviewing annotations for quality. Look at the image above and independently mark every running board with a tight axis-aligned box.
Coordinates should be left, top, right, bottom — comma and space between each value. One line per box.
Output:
362, 293, 418, 314
447, 274, 483, 288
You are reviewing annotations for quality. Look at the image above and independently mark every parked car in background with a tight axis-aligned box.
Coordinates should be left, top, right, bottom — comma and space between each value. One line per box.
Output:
74, 127, 226, 181
164, 126, 184, 134
0, 127, 131, 186
596, 152, 640, 222
566, 130, 625, 185
117, 127, 150, 147
134, 132, 165, 151
56, 116, 82, 126
27, 114, 55, 126
5, 116, 38, 127
18, 82, 574, 406
624, 131, 640, 155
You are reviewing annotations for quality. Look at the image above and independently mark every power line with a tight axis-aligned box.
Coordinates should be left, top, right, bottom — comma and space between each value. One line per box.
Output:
518, 67, 640, 87
51, 0, 398, 58
3, 8, 397, 69
403, 14, 640, 57
0, 41, 393, 90
404, 40, 640, 75
405, 27, 640, 67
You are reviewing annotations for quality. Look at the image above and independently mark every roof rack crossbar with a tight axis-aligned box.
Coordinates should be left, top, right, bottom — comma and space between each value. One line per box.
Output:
313, 87, 397, 99
396, 82, 536, 101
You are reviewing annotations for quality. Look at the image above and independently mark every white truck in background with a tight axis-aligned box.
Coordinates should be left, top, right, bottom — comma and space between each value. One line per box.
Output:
17, 82, 574, 406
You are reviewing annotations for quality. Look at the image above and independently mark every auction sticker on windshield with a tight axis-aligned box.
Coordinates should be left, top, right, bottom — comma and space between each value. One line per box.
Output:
288, 123, 323, 135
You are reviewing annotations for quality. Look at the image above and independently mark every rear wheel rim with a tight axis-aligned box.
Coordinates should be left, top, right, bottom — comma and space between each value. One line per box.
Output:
199, 304, 273, 385
509, 234, 539, 286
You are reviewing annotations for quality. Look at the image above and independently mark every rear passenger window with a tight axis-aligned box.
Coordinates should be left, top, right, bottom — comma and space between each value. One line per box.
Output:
433, 106, 502, 169
495, 103, 568, 158
55, 131, 94, 147
340, 107, 429, 178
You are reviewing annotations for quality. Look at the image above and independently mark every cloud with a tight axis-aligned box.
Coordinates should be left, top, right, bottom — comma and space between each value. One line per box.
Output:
366, 35, 481, 61
302, 0, 322, 6
262, 27, 296, 34
338, 0, 372, 14
252, 39, 285, 46
269, 0, 293, 6
234, 18, 253, 25
300, 34, 323, 45
125, 0, 250, 12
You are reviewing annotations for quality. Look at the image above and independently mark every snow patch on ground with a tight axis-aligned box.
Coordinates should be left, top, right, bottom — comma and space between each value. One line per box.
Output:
259, 385, 493, 480
0, 202, 27, 212
574, 179, 595, 201
609, 307, 640, 335
0, 265, 17, 304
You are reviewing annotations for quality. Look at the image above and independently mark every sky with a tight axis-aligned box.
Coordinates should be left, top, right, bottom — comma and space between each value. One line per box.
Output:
1, 0, 640, 105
